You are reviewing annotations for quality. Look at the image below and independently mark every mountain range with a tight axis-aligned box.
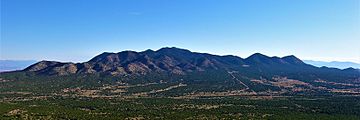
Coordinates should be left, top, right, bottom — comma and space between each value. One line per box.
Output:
1, 47, 359, 96
24, 47, 357, 76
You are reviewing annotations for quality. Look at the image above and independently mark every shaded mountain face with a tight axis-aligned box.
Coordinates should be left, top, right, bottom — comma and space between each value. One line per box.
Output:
24, 47, 321, 76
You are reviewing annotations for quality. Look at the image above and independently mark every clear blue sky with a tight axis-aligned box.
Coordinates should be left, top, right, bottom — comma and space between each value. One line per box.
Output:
1, 0, 359, 63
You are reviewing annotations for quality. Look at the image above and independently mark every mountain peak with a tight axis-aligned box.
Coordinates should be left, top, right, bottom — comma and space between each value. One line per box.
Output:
88, 52, 116, 62
282, 55, 298, 59
157, 47, 191, 53
282, 55, 304, 64
24, 60, 61, 72
247, 53, 269, 59
156, 47, 194, 60
142, 49, 155, 53
245, 53, 271, 63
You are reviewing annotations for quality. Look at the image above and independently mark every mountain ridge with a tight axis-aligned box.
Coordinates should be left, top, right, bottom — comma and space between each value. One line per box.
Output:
24, 47, 326, 76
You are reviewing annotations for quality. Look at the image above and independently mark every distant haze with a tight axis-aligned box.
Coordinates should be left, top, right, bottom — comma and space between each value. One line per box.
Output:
0, 60, 37, 72
303, 60, 360, 69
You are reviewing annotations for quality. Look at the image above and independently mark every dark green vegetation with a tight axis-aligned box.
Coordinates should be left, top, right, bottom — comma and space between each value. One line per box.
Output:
0, 71, 360, 119
0, 96, 359, 119
0, 47, 359, 119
